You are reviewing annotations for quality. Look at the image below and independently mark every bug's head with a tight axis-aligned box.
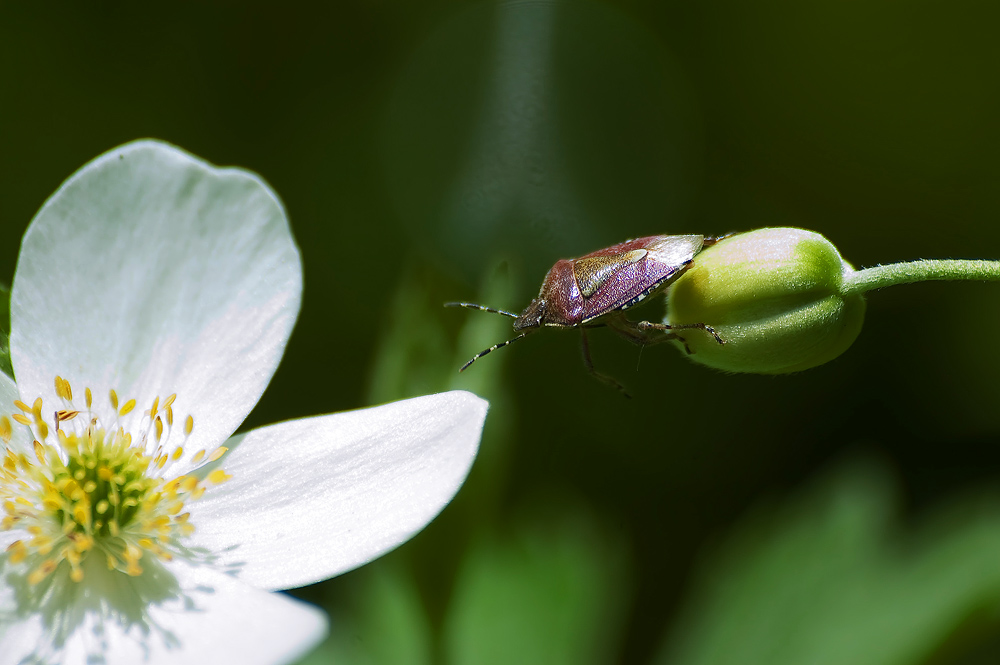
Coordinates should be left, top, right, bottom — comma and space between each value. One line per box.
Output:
513, 298, 545, 331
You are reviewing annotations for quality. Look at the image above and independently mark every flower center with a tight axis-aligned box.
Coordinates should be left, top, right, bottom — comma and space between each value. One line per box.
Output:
1, 376, 230, 584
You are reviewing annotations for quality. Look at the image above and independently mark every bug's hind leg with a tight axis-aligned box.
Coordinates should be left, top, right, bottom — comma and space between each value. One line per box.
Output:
604, 313, 723, 355
636, 320, 724, 352
603, 314, 686, 346
580, 328, 631, 399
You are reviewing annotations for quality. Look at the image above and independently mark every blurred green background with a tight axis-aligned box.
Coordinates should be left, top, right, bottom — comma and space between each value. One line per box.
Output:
4, 1, 1000, 663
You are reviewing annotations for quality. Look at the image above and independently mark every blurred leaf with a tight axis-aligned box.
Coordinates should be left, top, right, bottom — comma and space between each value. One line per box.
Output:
444, 504, 629, 665
366, 257, 518, 504
366, 257, 516, 403
654, 456, 1000, 665
297, 565, 433, 665
366, 260, 456, 404
0, 280, 11, 380
441, 263, 522, 513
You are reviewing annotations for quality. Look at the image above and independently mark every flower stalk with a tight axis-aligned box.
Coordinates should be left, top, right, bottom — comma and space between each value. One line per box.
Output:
842, 259, 1000, 296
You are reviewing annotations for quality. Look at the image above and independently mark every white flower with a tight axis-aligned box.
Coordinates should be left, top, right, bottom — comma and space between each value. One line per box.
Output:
0, 141, 487, 664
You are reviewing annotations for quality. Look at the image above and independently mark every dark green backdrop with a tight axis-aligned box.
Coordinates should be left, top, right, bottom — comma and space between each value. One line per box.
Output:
3, 2, 1000, 663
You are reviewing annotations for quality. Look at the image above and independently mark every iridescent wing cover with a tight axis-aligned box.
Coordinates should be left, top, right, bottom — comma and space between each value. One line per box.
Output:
574, 235, 704, 323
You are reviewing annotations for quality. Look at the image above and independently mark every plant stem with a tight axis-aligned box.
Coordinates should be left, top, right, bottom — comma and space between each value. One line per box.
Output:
842, 259, 1000, 296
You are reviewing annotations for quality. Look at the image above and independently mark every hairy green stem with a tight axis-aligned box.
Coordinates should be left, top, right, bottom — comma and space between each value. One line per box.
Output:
842, 259, 1000, 296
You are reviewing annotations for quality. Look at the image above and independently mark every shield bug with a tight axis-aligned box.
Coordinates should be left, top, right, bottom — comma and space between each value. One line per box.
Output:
447, 234, 724, 394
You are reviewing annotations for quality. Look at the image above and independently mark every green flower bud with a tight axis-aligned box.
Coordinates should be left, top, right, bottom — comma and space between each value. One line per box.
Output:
666, 228, 865, 374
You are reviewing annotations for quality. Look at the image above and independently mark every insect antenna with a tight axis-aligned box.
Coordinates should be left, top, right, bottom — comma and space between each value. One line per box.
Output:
444, 302, 519, 319
459, 332, 530, 371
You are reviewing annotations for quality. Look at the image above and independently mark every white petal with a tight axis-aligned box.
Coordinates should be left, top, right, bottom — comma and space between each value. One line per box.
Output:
0, 531, 17, 552
10, 140, 301, 456
0, 558, 327, 665
188, 391, 488, 590
0, 607, 42, 665
0, 369, 33, 453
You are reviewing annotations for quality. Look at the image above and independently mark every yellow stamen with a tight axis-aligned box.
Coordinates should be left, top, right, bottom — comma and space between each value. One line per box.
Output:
2, 378, 229, 585
55, 376, 73, 401
207, 469, 232, 484
7, 540, 28, 563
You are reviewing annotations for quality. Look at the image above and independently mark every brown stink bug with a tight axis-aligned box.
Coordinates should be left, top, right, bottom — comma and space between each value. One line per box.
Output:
446, 234, 724, 394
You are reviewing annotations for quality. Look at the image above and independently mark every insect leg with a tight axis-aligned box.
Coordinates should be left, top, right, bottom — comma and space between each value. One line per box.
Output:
636, 320, 724, 346
580, 328, 631, 398
603, 313, 685, 346
602, 314, 722, 354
